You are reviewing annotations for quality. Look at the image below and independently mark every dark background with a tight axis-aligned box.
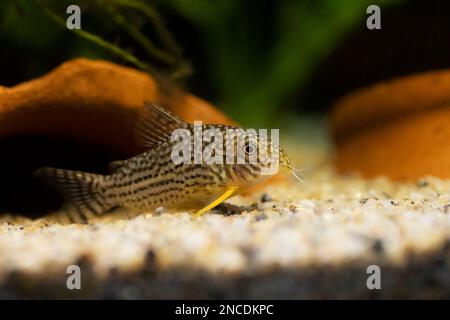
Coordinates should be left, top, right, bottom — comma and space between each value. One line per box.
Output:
1, 0, 450, 127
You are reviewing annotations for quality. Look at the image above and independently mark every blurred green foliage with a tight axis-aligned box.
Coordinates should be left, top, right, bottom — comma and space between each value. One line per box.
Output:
161, 0, 403, 126
0, 0, 402, 127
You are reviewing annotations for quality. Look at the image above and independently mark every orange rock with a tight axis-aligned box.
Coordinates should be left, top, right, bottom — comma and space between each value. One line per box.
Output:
330, 69, 450, 180
0, 58, 233, 157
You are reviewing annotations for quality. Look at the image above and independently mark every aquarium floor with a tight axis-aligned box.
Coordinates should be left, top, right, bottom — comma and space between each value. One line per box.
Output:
1, 163, 450, 298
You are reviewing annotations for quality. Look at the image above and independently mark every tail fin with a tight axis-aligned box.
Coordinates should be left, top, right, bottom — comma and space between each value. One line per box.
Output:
34, 167, 113, 223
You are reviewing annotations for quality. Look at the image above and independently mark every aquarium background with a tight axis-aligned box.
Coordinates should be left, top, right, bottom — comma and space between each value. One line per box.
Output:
1, 0, 450, 126
2, 0, 450, 301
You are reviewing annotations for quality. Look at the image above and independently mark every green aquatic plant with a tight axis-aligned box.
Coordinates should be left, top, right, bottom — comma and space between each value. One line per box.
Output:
36, 0, 191, 80
0, 0, 403, 126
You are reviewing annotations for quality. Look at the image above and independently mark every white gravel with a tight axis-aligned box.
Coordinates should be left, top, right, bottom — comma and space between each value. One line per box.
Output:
1, 165, 449, 282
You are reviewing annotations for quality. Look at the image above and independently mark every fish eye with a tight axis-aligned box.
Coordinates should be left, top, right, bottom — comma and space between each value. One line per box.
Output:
245, 143, 257, 155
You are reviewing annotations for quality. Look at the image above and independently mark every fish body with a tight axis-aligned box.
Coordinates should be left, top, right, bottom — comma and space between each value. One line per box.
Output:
35, 103, 297, 223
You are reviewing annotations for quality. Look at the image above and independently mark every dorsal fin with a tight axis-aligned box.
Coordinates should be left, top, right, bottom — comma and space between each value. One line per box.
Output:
134, 102, 189, 148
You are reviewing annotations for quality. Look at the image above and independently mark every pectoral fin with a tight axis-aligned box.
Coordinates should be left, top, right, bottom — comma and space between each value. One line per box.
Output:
195, 186, 238, 216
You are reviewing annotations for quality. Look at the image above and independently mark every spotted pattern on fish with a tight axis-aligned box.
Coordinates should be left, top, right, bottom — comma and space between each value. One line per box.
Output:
34, 103, 297, 223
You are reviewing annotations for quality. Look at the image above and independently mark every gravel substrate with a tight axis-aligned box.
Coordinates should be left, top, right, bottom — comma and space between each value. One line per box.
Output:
1, 161, 450, 298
